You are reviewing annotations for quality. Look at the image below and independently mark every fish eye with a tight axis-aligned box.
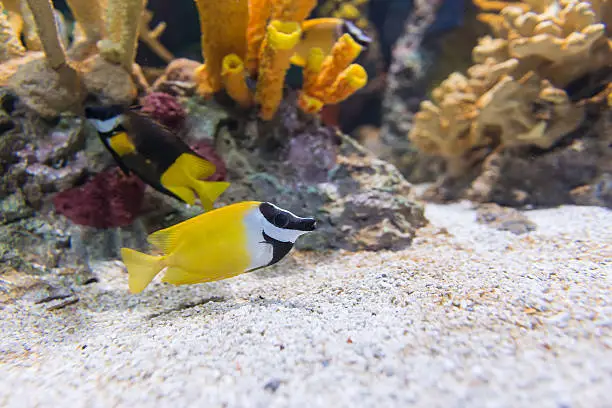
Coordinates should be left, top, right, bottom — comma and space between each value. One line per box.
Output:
273, 213, 290, 228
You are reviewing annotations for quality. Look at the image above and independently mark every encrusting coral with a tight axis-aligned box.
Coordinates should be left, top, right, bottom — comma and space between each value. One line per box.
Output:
409, 0, 611, 169
193, 0, 369, 120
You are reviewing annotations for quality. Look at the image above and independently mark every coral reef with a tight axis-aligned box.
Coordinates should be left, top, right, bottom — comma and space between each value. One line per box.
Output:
176, 97, 427, 251
193, 0, 369, 120
403, 0, 612, 207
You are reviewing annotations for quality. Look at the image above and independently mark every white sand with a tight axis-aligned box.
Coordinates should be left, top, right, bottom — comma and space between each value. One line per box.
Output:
1, 202, 611, 408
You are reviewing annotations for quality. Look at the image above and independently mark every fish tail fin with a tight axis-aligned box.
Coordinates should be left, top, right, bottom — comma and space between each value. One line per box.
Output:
161, 153, 219, 206
191, 180, 230, 211
120, 248, 165, 294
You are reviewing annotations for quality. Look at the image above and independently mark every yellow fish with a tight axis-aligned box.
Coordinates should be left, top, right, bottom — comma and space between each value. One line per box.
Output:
121, 201, 317, 293
290, 18, 372, 67
84, 105, 229, 210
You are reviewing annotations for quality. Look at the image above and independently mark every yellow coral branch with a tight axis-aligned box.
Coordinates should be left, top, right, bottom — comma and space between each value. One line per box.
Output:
255, 20, 302, 120
20, 0, 42, 51
139, 7, 175, 63
246, 0, 272, 75
193, 0, 249, 95
0, 2, 26, 62
25, 0, 69, 69
322, 63, 367, 104
65, 0, 106, 56
222, 54, 253, 108
99, 0, 144, 70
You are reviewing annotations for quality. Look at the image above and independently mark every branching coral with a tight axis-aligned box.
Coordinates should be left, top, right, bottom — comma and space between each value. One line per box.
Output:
409, 57, 584, 164
0, 0, 172, 116
0, 2, 26, 62
193, 0, 368, 120
409, 0, 609, 167
474, 0, 612, 87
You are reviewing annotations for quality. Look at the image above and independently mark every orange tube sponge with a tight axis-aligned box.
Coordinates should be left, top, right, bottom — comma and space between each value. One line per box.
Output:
193, 0, 249, 95
297, 91, 324, 114
246, 0, 272, 75
297, 47, 325, 114
302, 47, 325, 91
322, 64, 367, 104
194, 63, 216, 97
221, 53, 253, 108
308, 33, 363, 99
255, 20, 302, 120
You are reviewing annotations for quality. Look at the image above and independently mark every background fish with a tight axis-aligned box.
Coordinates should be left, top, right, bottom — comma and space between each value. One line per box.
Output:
85, 105, 229, 210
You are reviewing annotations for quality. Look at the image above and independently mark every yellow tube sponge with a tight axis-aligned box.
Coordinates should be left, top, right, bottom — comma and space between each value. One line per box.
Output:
255, 20, 302, 120
193, 0, 249, 94
194, 63, 216, 97
308, 33, 363, 99
322, 63, 367, 104
221, 53, 253, 108
246, 0, 272, 75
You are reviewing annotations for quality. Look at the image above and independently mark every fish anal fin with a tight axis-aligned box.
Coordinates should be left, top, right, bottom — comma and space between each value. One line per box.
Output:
162, 267, 206, 285
148, 228, 183, 253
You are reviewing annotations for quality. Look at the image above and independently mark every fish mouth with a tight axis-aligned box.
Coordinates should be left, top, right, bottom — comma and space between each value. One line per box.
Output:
294, 217, 316, 232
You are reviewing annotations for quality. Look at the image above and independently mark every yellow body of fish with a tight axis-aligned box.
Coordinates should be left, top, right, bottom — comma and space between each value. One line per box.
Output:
122, 201, 261, 293
291, 18, 343, 66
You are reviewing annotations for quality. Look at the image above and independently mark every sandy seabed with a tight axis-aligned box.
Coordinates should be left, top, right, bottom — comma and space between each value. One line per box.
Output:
1, 201, 610, 408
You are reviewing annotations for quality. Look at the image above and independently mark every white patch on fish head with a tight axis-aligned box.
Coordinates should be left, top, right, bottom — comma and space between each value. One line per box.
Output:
259, 202, 314, 243
243, 207, 274, 271
88, 115, 123, 134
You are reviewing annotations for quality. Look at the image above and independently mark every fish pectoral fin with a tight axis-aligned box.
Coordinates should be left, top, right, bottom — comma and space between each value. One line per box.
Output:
148, 228, 182, 254
162, 267, 210, 285
192, 181, 230, 211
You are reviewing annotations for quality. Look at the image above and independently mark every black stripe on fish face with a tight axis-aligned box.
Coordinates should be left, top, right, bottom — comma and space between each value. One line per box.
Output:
262, 231, 295, 266
84, 104, 125, 121
341, 20, 372, 48
259, 202, 317, 232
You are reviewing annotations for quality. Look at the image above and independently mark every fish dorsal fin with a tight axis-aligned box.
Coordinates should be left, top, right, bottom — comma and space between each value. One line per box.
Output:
147, 228, 183, 253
